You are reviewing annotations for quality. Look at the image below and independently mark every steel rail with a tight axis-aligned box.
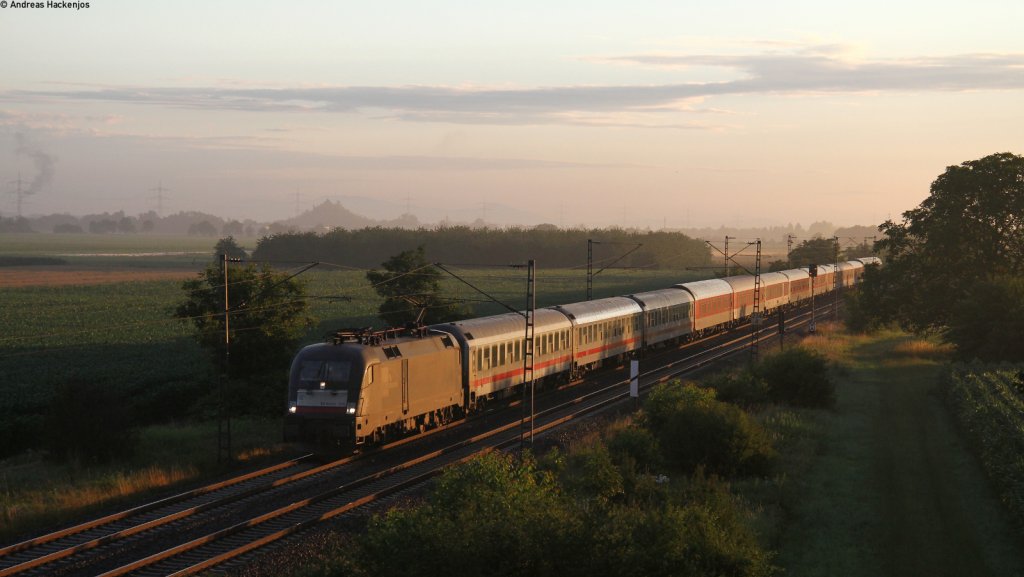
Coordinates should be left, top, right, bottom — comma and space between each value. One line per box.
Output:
0, 455, 314, 560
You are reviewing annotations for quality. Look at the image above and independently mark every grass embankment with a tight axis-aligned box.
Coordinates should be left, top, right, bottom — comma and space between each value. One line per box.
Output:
773, 328, 1024, 577
0, 417, 287, 542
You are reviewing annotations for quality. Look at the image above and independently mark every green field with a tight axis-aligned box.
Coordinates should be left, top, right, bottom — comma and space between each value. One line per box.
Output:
0, 232, 707, 459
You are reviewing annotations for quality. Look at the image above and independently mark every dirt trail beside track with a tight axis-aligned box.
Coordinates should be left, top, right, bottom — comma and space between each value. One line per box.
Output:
777, 335, 1024, 577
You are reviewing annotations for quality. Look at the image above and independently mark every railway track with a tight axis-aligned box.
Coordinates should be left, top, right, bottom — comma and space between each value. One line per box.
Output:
0, 304, 821, 576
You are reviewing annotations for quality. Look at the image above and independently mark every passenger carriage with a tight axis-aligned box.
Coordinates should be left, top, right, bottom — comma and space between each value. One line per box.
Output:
552, 297, 643, 377
433, 309, 573, 409
780, 268, 811, 304
837, 261, 861, 288
627, 288, 694, 348
757, 271, 792, 314
677, 278, 734, 335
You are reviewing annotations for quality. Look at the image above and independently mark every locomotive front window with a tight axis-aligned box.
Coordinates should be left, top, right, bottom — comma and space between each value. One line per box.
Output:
298, 360, 353, 388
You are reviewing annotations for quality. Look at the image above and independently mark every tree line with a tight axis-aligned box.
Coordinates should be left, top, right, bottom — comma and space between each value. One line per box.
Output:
251, 226, 712, 270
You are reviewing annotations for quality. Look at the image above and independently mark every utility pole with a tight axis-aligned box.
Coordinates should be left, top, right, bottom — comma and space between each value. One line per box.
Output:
521, 260, 536, 447
219, 253, 234, 463
724, 236, 734, 277
587, 239, 596, 301
808, 263, 818, 334
787, 234, 796, 264
749, 239, 762, 364
585, 239, 643, 301
833, 236, 840, 323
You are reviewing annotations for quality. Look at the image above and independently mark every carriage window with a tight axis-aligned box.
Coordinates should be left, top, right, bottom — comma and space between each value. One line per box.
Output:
483, 347, 491, 370
499, 343, 506, 366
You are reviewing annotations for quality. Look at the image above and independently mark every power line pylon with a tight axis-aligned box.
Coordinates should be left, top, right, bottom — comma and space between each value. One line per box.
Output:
150, 181, 170, 216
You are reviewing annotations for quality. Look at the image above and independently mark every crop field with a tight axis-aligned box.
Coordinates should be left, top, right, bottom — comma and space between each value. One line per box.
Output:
944, 364, 1024, 527
0, 232, 707, 458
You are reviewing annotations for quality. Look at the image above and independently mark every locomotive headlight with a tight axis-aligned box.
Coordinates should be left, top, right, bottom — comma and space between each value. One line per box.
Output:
288, 403, 297, 414
346, 402, 356, 415
319, 381, 326, 390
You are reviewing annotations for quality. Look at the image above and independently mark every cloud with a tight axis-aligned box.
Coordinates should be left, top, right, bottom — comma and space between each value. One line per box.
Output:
3, 50, 1023, 126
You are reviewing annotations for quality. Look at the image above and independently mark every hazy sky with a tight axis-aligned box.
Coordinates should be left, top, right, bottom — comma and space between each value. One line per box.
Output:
2, 0, 1022, 228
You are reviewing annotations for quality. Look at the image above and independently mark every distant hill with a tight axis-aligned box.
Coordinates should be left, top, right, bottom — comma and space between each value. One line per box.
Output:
281, 200, 377, 230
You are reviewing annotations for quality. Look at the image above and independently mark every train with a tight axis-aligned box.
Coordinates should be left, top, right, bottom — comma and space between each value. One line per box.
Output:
284, 256, 881, 447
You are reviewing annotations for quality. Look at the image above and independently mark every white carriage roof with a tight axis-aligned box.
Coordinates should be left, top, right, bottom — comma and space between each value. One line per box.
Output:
759, 271, 790, 285
845, 260, 865, 269
431, 308, 571, 344
552, 296, 643, 324
779, 268, 809, 280
628, 287, 693, 310
722, 275, 754, 291
675, 278, 733, 299
856, 256, 882, 266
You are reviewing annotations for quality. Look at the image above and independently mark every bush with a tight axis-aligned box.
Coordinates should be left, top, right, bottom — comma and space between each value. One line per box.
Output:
607, 425, 662, 473
587, 477, 774, 577
703, 369, 769, 407
344, 449, 773, 577
558, 442, 625, 507
756, 347, 835, 408
43, 378, 138, 464
357, 452, 580, 577
641, 383, 775, 476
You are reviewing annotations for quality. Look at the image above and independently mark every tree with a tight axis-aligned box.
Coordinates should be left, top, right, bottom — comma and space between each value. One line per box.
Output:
222, 219, 244, 236
366, 245, 467, 326
945, 276, 1024, 361
786, 237, 838, 268
174, 256, 313, 380
842, 240, 875, 260
188, 220, 218, 236
214, 236, 248, 260
866, 152, 1024, 334
117, 216, 137, 233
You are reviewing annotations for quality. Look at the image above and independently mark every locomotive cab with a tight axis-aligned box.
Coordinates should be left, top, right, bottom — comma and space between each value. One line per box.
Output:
284, 343, 367, 447
285, 327, 464, 448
